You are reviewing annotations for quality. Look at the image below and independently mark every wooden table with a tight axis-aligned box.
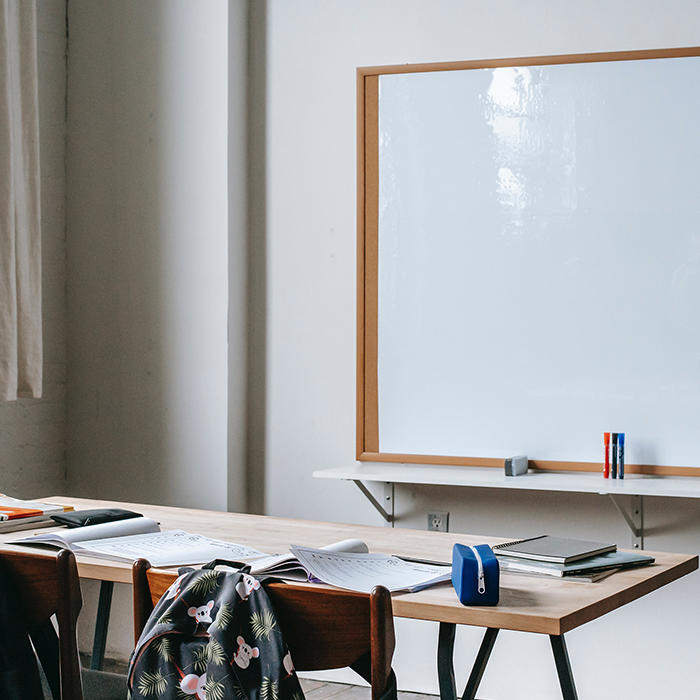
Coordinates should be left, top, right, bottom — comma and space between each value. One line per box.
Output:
2, 496, 697, 699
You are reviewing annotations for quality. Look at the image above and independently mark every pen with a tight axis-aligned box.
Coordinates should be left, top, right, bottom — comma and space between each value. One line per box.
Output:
618, 433, 625, 479
394, 555, 450, 567
603, 432, 610, 478
611, 433, 618, 479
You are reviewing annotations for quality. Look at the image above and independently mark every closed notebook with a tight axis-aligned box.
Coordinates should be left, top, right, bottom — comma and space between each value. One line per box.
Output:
497, 550, 654, 577
493, 535, 616, 563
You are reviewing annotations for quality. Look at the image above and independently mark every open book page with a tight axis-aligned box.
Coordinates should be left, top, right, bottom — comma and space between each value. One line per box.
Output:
12, 516, 161, 545
72, 530, 268, 567
245, 539, 368, 581
290, 545, 452, 593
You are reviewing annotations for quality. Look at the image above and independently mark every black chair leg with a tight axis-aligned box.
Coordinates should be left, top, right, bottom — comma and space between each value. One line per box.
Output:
30, 620, 61, 700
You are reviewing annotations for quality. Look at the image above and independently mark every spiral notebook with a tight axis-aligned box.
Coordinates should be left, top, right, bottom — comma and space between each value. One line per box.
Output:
493, 535, 616, 564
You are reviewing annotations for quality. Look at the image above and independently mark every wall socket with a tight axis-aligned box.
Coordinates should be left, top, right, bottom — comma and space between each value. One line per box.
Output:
427, 511, 449, 532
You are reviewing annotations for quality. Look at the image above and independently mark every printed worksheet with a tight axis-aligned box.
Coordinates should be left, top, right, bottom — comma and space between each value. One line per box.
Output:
290, 545, 452, 593
72, 530, 267, 567
247, 538, 369, 581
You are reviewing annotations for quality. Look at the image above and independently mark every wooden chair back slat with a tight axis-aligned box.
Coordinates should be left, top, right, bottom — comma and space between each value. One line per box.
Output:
0, 547, 83, 700
267, 583, 372, 670
132, 560, 396, 699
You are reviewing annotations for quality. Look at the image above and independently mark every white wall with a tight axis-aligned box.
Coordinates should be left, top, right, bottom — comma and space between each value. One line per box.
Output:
0, 0, 67, 499
65, 0, 234, 512
64, 0, 252, 660
265, 2, 700, 698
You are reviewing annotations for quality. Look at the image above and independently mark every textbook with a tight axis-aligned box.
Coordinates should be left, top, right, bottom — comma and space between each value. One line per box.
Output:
493, 535, 616, 564
12, 519, 269, 567
12, 522, 367, 572
496, 550, 654, 578
12, 525, 450, 591
0, 495, 73, 532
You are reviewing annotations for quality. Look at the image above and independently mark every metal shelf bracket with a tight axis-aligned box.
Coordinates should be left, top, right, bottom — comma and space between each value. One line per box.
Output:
353, 480, 394, 526
609, 494, 644, 549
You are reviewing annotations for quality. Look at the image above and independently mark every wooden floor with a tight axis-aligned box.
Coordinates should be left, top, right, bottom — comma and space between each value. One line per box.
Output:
91, 656, 435, 699
300, 678, 435, 699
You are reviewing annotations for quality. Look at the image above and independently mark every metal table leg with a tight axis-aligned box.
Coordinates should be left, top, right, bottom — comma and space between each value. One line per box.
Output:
439, 626, 577, 700
462, 627, 499, 700
90, 580, 114, 670
437, 622, 457, 700
550, 634, 579, 700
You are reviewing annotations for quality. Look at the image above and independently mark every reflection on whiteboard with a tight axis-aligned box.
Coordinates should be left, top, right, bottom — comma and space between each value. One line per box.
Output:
377, 57, 700, 467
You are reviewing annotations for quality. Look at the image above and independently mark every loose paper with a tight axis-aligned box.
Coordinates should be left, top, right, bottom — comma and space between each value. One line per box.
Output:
290, 545, 452, 593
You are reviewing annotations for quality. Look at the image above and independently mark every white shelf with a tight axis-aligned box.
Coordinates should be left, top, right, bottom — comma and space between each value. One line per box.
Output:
313, 464, 700, 499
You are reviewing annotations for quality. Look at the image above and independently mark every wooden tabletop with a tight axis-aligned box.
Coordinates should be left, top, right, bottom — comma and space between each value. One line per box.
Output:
1, 496, 696, 636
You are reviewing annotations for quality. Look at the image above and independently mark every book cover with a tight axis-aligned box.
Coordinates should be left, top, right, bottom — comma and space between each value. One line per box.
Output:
493, 535, 616, 563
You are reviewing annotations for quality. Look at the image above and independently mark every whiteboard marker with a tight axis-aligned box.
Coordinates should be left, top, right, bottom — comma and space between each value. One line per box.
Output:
618, 433, 625, 479
611, 433, 618, 479
603, 432, 610, 478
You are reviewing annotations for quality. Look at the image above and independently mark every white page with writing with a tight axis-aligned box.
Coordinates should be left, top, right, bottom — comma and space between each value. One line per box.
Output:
12, 516, 161, 545
290, 546, 452, 593
248, 538, 368, 579
72, 530, 267, 567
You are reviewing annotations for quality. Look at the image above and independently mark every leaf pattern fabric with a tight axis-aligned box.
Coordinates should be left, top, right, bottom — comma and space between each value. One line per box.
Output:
128, 568, 305, 700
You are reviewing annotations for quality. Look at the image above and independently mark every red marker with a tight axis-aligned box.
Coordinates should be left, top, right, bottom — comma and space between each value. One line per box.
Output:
603, 432, 610, 478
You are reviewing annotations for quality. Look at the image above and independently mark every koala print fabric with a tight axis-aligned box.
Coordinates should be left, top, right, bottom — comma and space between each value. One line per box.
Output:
128, 565, 305, 700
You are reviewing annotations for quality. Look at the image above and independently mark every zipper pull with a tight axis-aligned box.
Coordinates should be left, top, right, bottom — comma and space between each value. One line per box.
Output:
469, 545, 486, 594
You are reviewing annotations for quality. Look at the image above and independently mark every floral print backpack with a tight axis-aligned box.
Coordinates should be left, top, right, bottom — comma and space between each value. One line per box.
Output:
128, 562, 305, 700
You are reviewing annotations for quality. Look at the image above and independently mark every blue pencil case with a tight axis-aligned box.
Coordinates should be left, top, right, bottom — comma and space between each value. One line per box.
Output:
452, 543, 500, 606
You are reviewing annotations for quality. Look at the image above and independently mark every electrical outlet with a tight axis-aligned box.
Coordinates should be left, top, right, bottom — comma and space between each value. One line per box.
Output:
427, 511, 449, 532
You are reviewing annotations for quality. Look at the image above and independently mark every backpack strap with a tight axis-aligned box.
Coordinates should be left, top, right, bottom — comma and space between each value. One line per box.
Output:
201, 559, 251, 572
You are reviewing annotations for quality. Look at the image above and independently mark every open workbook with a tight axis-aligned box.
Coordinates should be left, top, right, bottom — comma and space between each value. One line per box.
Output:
12, 518, 267, 567
12, 521, 451, 592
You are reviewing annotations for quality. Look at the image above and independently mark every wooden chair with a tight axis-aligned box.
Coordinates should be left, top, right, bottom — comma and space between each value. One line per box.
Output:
132, 559, 397, 699
0, 547, 83, 700
0, 547, 126, 700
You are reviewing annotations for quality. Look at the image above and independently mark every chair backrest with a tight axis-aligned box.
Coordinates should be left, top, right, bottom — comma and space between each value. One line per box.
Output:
132, 560, 396, 699
0, 547, 83, 700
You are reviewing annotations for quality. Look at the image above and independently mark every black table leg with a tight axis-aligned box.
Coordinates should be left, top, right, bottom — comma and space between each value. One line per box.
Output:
90, 580, 114, 670
437, 622, 458, 700
550, 634, 579, 700
462, 627, 499, 700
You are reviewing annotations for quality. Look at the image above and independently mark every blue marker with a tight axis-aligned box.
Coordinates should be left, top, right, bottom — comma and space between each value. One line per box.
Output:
618, 433, 625, 479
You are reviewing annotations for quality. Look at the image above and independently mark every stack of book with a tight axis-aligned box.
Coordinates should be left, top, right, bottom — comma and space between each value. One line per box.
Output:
493, 535, 654, 583
0, 494, 73, 533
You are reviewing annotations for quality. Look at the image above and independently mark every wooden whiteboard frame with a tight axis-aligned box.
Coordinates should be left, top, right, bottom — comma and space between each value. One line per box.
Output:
357, 46, 700, 477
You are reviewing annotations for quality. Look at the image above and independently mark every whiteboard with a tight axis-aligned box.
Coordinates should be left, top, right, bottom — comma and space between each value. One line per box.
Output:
376, 55, 700, 468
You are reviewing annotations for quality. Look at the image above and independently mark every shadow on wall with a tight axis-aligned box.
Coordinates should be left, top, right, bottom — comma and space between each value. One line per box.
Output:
245, 0, 267, 515
66, 0, 228, 510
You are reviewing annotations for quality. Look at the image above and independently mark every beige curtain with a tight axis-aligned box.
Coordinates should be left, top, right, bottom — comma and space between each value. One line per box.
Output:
0, 0, 42, 400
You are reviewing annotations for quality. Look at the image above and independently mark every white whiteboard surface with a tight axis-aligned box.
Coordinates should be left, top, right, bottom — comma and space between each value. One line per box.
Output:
377, 57, 700, 467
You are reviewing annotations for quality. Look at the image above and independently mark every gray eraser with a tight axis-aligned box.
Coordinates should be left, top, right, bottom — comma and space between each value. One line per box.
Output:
504, 455, 529, 476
